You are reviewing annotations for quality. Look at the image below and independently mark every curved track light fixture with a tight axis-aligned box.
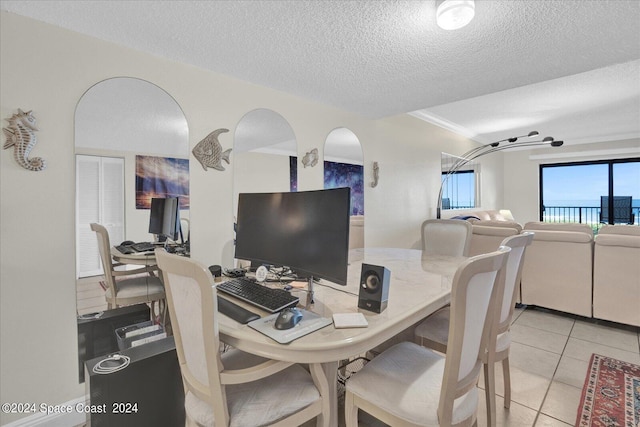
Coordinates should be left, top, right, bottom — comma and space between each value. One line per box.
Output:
437, 131, 564, 218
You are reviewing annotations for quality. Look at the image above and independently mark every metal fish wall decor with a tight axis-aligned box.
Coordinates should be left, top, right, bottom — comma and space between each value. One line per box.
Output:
192, 128, 232, 172
2, 109, 46, 171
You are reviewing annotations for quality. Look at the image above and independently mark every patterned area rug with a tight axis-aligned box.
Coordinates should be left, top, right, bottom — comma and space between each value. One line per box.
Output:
576, 353, 640, 427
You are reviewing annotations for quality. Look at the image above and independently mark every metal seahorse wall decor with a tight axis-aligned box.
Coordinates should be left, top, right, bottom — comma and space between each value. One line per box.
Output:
2, 109, 46, 171
370, 161, 379, 188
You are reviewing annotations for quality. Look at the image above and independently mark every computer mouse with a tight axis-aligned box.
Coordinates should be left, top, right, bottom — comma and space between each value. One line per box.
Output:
274, 307, 303, 330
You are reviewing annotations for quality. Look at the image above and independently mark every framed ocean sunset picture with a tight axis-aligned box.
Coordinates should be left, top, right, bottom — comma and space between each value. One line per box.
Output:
135, 155, 189, 209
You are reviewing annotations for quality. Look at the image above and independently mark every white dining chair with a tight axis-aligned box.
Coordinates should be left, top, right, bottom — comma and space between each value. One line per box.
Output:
421, 219, 473, 257
344, 247, 510, 427
91, 223, 165, 316
414, 232, 533, 426
155, 249, 330, 427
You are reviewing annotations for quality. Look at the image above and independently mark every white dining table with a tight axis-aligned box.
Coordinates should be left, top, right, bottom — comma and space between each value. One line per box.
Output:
217, 247, 466, 426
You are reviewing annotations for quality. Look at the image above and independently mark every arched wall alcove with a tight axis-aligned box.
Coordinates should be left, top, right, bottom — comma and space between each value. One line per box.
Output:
324, 127, 364, 248
75, 76, 189, 283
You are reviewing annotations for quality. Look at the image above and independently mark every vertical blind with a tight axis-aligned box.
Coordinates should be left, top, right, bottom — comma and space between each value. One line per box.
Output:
76, 155, 125, 278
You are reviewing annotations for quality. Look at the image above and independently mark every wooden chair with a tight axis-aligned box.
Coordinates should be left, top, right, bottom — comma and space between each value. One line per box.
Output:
154, 249, 330, 427
90, 223, 165, 316
422, 219, 472, 257
414, 232, 533, 426
344, 247, 510, 427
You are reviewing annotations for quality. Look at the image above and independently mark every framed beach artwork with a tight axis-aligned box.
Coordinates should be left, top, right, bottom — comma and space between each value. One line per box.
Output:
135, 155, 190, 209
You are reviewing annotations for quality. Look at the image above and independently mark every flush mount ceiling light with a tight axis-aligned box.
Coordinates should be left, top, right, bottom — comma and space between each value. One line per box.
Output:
436, 0, 475, 30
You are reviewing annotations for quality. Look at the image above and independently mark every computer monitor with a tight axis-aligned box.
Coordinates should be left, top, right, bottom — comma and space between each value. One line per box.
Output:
235, 188, 351, 285
148, 197, 181, 242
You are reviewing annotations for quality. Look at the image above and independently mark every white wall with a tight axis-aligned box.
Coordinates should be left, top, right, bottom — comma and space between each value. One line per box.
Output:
0, 11, 494, 424
233, 151, 292, 210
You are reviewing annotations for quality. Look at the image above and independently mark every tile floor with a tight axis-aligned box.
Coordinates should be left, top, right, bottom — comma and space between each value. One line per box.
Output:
77, 277, 640, 426
341, 306, 640, 427
471, 306, 640, 427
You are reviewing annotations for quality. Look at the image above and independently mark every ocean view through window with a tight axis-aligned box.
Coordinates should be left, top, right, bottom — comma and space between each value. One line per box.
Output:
441, 152, 478, 210
540, 158, 639, 233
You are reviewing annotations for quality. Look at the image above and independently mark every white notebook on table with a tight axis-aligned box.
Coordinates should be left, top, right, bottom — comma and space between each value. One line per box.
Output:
332, 313, 368, 329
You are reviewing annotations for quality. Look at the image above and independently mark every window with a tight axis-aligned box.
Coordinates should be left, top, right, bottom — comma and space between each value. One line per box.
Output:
540, 158, 639, 231
441, 152, 478, 210
441, 169, 476, 209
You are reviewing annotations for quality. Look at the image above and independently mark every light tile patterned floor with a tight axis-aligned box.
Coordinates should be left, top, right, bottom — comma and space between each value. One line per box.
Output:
77, 278, 640, 426
469, 307, 639, 427
351, 306, 640, 427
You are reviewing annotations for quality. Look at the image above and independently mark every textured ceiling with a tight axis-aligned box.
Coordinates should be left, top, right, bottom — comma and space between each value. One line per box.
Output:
2, 0, 639, 146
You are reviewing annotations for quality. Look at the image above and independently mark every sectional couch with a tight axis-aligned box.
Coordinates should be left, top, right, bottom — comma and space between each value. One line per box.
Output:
442, 209, 522, 256
440, 210, 639, 326
519, 222, 594, 318
592, 225, 640, 327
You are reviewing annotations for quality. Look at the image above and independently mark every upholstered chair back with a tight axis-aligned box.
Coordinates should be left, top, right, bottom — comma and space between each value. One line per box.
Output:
439, 246, 510, 423
422, 219, 473, 257
497, 232, 534, 329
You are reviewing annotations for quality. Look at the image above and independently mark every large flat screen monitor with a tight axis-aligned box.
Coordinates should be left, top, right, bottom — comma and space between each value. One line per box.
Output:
235, 188, 351, 285
148, 197, 181, 242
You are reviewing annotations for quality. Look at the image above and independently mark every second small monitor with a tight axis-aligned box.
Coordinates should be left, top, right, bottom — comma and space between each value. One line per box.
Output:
148, 197, 180, 242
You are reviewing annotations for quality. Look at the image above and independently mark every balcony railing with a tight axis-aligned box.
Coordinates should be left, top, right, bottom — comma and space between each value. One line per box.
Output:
542, 205, 640, 233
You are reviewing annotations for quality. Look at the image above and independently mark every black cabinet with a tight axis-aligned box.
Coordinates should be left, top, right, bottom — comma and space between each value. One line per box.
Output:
77, 304, 151, 383
85, 337, 184, 427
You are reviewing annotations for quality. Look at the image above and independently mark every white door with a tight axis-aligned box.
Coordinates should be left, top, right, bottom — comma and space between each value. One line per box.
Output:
76, 155, 125, 278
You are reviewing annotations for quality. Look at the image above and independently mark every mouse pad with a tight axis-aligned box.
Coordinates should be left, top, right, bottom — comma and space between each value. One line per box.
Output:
248, 309, 332, 344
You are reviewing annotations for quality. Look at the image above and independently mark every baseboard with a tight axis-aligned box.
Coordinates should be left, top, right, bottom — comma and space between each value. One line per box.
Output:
2, 396, 86, 427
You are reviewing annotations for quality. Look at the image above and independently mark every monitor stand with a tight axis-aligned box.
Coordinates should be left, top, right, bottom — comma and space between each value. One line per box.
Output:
305, 277, 315, 309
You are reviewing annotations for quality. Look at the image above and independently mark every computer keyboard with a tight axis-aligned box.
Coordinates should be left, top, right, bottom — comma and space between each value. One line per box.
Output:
216, 277, 299, 313
115, 245, 135, 254
131, 242, 155, 252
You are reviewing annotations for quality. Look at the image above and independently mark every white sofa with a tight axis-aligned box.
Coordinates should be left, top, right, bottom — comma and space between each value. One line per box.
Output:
441, 209, 522, 256
467, 220, 523, 256
593, 225, 640, 327
439, 213, 638, 326
442, 208, 515, 222
520, 222, 594, 317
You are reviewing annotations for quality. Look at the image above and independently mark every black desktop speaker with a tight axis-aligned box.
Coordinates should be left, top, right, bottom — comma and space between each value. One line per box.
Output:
358, 264, 390, 313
